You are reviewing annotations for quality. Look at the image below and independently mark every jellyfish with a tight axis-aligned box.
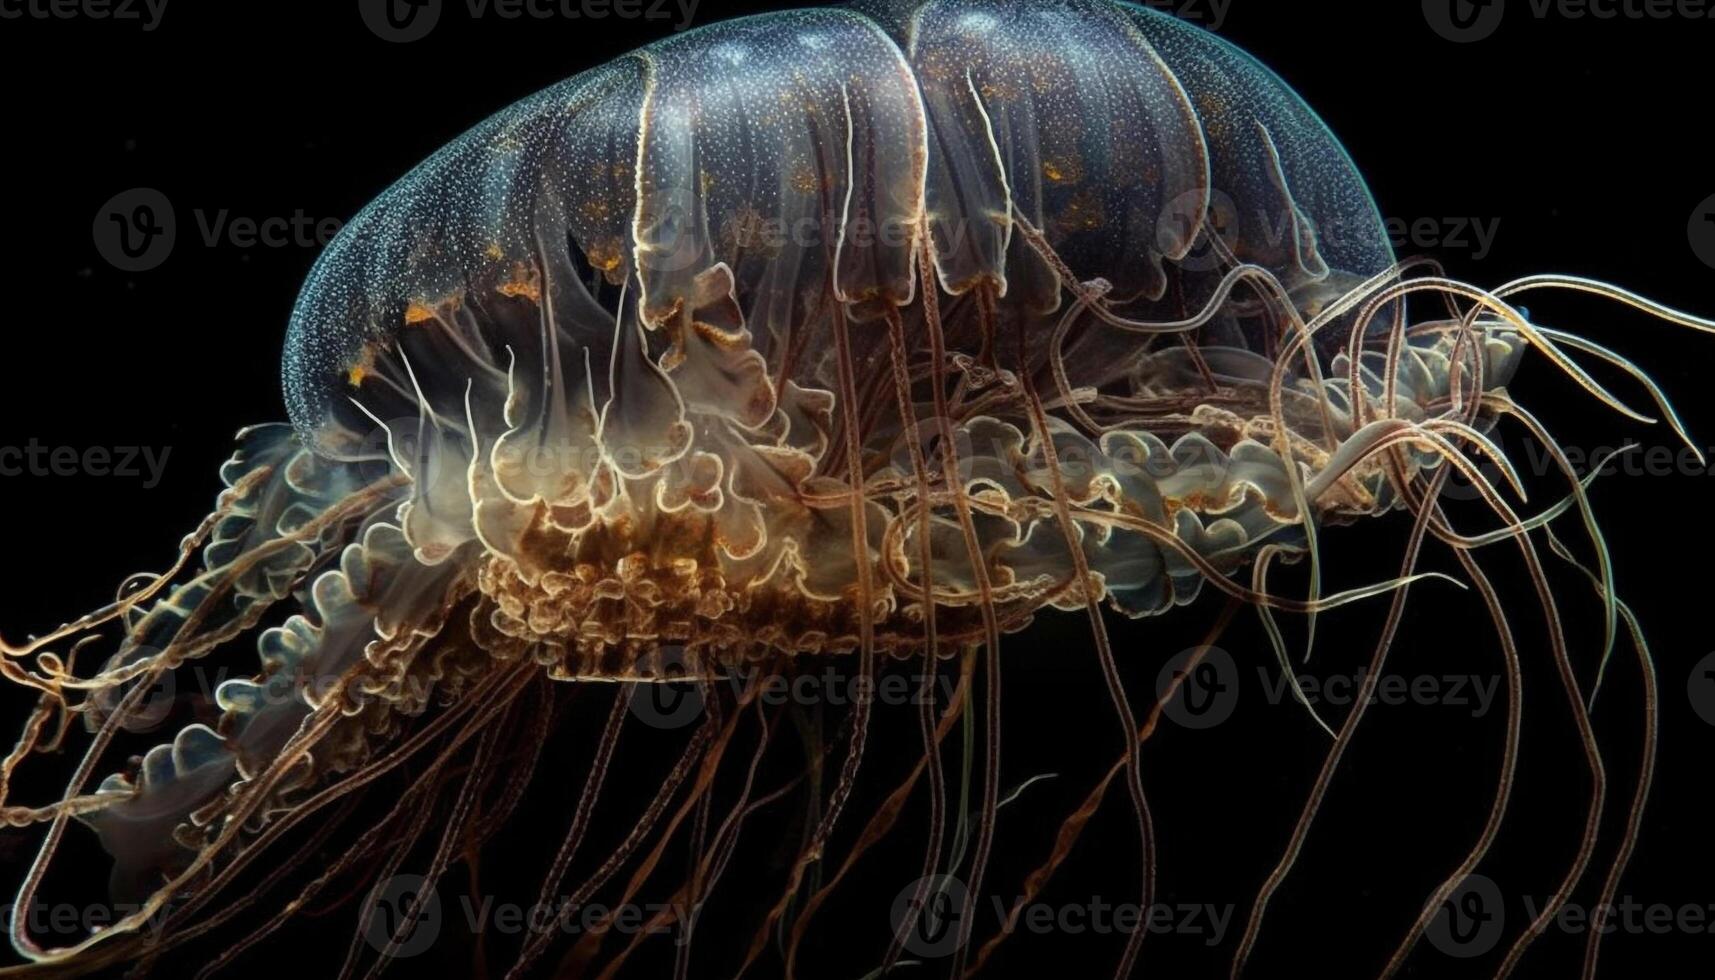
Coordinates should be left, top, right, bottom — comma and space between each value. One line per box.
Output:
2, 1, 1710, 977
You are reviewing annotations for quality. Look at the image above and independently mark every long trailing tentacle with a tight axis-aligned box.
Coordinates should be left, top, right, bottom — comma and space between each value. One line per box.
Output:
777, 305, 951, 975
143, 663, 532, 974
6, 453, 411, 965
1015, 312, 1156, 979
1492, 274, 1715, 335
1229, 458, 1453, 976
353, 683, 537, 980
153, 658, 536, 948
919, 253, 1004, 980
1543, 529, 1656, 980
1124, 252, 1693, 977
785, 655, 973, 976
502, 685, 631, 980
561, 675, 759, 977
965, 595, 1243, 976
522, 705, 715, 973
335, 746, 457, 980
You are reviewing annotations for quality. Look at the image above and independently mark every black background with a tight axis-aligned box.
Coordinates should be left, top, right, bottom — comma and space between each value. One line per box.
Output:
0, 1, 1711, 977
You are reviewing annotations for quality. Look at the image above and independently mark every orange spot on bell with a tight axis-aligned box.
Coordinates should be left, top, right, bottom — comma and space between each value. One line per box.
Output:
497, 262, 542, 302
346, 344, 378, 387
498, 279, 541, 302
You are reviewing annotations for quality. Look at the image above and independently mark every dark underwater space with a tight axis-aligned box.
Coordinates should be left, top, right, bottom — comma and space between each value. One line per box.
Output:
0, 1, 1710, 977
